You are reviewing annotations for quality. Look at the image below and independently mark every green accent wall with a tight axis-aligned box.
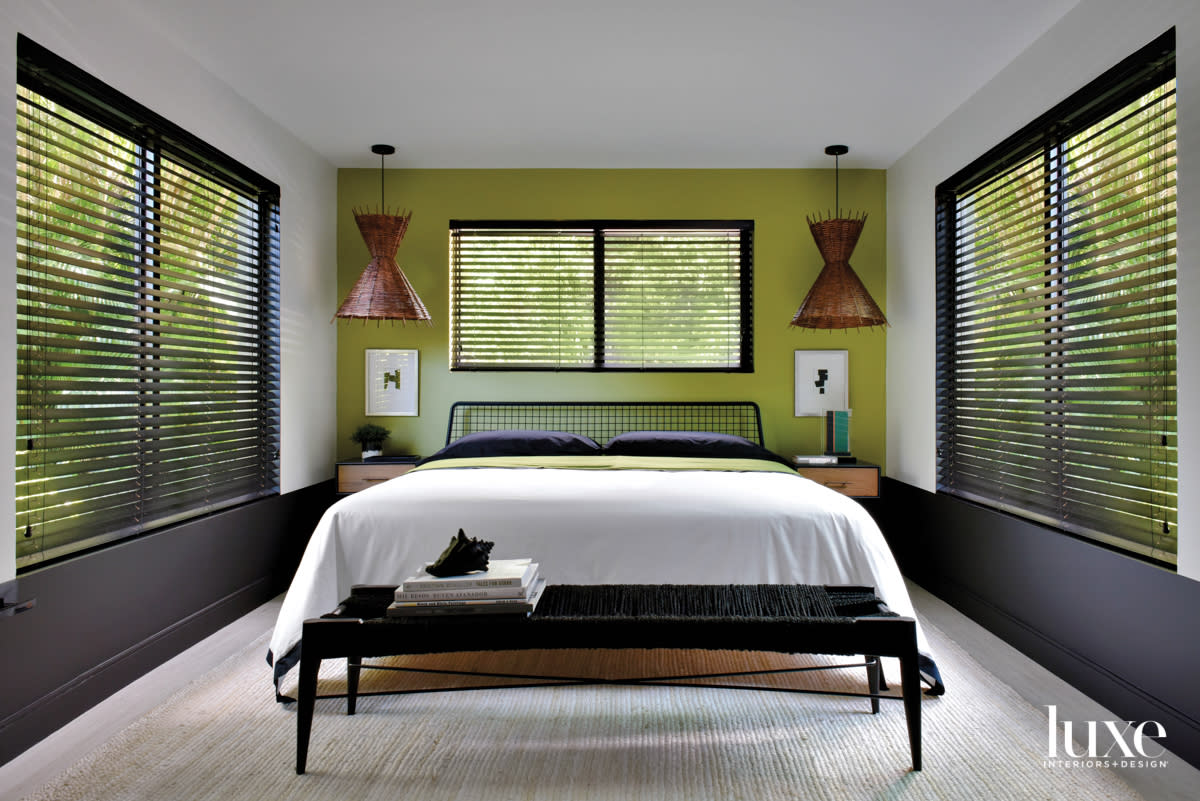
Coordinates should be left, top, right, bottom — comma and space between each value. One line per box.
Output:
335, 169, 886, 466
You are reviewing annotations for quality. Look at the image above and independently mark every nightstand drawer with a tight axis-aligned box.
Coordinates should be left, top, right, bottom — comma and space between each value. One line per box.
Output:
795, 465, 880, 498
337, 462, 416, 493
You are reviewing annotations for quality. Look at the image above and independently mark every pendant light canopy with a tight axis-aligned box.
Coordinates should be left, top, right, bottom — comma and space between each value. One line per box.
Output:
790, 145, 887, 330
334, 144, 431, 324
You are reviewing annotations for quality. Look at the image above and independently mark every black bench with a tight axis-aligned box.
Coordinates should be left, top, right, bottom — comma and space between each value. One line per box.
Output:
296, 584, 922, 774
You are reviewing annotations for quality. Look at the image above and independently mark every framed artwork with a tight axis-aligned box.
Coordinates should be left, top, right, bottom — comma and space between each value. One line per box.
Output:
794, 350, 848, 416
365, 349, 418, 416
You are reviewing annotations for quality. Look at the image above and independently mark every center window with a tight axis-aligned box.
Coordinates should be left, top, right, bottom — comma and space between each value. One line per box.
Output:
449, 221, 753, 371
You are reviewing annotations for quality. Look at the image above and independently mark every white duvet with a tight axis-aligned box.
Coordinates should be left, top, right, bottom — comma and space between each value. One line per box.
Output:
269, 463, 939, 689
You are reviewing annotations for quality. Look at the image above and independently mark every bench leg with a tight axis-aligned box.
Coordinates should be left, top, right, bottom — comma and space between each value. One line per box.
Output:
296, 652, 321, 775
347, 655, 362, 716
866, 655, 881, 715
899, 652, 922, 771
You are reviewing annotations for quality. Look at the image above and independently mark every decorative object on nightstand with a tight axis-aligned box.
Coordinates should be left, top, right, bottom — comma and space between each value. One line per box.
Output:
793, 408, 855, 465
336, 455, 419, 494
790, 145, 887, 330
350, 422, 390, 460
825, 410, 852, 456
333, 144, 431, 325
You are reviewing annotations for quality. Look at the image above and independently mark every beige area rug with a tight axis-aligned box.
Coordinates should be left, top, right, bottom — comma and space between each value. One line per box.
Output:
22, 616, 1143, 801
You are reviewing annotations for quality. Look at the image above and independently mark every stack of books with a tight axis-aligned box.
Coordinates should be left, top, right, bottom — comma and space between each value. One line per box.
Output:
387, 558, 545, 617
792, 454, 857, 465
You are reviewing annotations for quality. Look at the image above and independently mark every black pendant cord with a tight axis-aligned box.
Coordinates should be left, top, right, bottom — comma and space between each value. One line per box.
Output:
824, 144, 849, 218
370, 143, 396, 214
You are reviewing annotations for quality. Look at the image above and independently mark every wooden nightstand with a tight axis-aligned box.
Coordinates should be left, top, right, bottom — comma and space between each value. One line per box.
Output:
336, 457, 419, 494
794, 462, 880, 498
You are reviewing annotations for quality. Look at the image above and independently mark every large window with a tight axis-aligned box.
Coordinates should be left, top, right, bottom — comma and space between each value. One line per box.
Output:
15, 36, 281, 569
450, 221, 753, 371
935, 30, 1176, 564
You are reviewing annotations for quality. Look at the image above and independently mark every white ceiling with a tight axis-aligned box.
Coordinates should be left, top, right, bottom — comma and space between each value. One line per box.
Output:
127, 0, 1079, 169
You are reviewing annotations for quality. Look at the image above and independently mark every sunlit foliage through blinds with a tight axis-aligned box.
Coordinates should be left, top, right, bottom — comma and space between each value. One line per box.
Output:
936, 32, 1176, 563
450, 222, 752, 371
15, 41, 281, 569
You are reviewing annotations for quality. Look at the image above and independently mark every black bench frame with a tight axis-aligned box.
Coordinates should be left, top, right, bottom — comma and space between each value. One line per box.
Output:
295, 584, 922, 774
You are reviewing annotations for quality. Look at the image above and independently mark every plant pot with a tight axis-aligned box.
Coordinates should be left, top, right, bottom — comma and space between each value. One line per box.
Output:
361, 448, 382, 460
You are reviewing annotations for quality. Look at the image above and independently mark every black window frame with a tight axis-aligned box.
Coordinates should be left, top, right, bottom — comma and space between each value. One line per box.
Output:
449, 220, 754, 372
15, 35, 282, 570
934, 29, 1177, 565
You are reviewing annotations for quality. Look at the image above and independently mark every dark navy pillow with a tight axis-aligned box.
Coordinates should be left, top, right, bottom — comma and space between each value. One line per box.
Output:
604, 431, 792, 466
418, 429, 601, 465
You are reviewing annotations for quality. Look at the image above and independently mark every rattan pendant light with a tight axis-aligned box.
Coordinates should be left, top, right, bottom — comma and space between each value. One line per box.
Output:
333, 144, 431, 324
790, 145, 887, 329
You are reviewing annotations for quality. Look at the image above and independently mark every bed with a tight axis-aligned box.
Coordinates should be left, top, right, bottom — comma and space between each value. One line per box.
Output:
268, 401, 944, 696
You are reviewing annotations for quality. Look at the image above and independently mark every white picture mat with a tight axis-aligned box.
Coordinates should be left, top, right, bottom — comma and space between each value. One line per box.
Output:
794, 349, 848, 416
365, 349, 418, 416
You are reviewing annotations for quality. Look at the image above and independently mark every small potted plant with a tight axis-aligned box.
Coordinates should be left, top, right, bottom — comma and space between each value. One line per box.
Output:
350, 423, 391, 460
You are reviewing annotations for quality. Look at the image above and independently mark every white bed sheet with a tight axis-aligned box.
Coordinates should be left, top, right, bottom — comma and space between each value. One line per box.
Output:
269, 464, 938, 688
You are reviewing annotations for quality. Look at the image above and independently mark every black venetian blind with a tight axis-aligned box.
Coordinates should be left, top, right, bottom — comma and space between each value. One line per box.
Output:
15, 36, 281, 568
450, 221, 753, 371
935, 30, 1176, 563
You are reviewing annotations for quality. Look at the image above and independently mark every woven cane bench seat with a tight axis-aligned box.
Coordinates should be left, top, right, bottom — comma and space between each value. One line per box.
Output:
295, 584, 922, 774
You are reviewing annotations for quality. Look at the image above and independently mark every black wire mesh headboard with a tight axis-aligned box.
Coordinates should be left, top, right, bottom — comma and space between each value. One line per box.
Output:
445, 401, 765, 446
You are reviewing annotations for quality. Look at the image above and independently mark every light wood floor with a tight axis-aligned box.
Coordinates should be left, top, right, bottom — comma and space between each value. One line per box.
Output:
2, 583, 1196, 801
